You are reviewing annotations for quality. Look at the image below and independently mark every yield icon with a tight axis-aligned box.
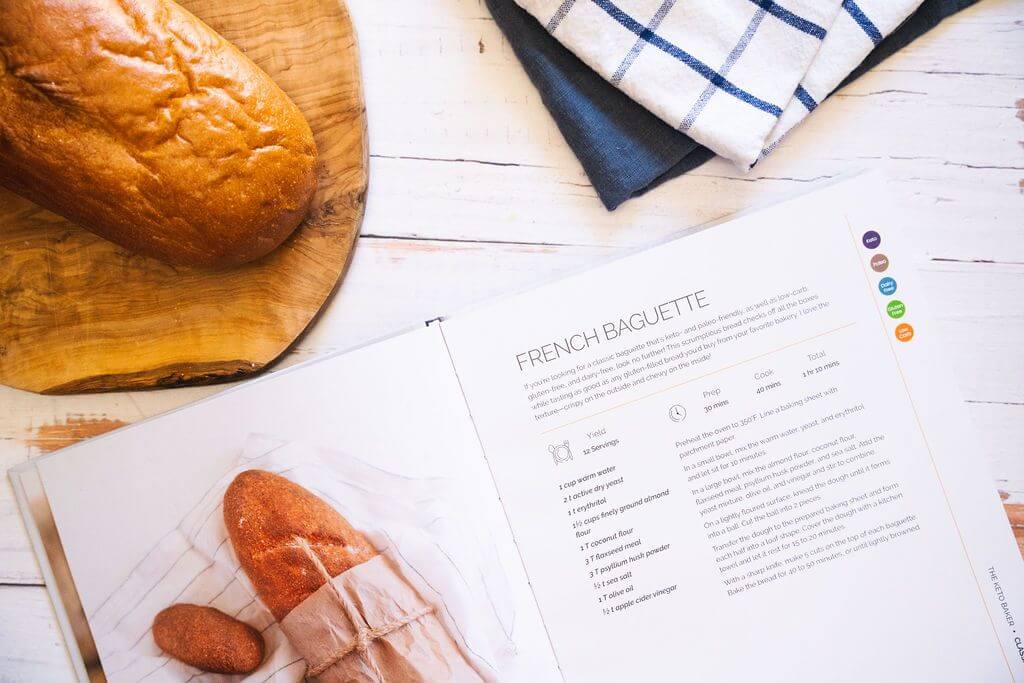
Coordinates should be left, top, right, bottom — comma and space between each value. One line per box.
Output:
549, 441, 573, 465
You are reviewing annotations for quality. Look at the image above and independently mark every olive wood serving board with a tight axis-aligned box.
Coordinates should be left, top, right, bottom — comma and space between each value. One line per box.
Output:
0, 0, 366, 394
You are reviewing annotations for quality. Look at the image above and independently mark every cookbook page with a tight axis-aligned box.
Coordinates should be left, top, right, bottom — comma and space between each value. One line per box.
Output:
14, 326, 560, 681
441, 174, 1024, 682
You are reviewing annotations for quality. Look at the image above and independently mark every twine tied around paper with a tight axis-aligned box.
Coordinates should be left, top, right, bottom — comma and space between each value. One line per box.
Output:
291, 536, 435, 678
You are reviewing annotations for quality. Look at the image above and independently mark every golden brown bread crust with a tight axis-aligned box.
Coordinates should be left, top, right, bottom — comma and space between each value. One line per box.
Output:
224, 469, 377, 621
152, 603, 265, 674
0, 0, 317, 267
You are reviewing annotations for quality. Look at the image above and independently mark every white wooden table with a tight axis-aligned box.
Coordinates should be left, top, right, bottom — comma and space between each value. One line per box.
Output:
1, 0, 1022, 678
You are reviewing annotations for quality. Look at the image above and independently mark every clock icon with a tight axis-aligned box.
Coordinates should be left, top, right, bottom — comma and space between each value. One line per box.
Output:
669, 404, 687, 423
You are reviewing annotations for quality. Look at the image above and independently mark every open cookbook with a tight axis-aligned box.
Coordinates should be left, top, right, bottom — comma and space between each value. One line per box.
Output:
12, 174, 1024, 682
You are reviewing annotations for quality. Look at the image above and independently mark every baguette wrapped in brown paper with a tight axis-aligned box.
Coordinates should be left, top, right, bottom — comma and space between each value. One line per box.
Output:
224, 469, 486, 682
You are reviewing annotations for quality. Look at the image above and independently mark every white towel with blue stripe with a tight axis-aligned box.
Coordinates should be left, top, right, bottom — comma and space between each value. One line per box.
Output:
759, 0, 924, 160
516, 0, 923, 168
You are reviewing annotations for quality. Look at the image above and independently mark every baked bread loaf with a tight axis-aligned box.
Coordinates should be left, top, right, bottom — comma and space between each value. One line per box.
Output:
224, 469, 486, 682
223, 469, 377, 621
0, 0, 317, 267
152, 603, 265, 674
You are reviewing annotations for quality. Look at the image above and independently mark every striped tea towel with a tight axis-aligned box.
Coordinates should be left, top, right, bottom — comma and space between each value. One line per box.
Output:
760, 0, 925, 159
516, 0, 923, 168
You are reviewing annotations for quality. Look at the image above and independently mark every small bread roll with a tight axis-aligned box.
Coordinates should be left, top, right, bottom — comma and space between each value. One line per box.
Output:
152, 604, 264, 674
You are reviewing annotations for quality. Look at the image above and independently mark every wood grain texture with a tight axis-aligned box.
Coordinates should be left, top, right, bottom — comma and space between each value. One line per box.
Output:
0, 0, 367, 394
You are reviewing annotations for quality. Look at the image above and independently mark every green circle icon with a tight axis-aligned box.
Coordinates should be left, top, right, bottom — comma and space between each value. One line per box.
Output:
887, 300, 906, 319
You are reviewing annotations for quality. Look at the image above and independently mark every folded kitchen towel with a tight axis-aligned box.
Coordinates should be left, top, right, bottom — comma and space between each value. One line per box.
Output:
514, 0, 854, 168
760, 0, 930, 159
486, 0, 715, 210
488, 0, 979, 208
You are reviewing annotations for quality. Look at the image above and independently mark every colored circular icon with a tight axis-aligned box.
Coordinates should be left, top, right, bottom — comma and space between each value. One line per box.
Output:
870, 253, 890, 272
895, 323, 914, 342
886, 300, 906, 319
862, 230, 881, 249
878, 277, 897, 296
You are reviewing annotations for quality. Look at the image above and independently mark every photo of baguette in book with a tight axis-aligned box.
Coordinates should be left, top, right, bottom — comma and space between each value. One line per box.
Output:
57, 433, 521, 682
223, 469, 485, 682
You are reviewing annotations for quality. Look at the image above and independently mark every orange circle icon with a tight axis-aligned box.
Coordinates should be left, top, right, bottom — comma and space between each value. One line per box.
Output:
895, 323, 914, 342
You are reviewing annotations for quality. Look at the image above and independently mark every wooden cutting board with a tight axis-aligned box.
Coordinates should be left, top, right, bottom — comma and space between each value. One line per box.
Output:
0, 0, 366, 394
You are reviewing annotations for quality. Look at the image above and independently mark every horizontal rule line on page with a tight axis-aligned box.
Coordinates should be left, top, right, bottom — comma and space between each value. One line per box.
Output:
540, 322, 857, 435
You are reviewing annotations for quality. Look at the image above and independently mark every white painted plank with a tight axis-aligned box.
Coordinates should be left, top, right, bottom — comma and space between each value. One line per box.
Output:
919, 261, 1024, 403
975, 402, 1024, 491
362, 154, 1024, 260
0, 586, 76, 682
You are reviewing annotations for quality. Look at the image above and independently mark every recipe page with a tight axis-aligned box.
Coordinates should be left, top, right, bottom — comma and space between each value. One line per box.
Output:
441, 175, 1024, 682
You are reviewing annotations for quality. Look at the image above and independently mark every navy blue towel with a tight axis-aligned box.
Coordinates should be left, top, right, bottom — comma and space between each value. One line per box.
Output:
486, 0, 979, 210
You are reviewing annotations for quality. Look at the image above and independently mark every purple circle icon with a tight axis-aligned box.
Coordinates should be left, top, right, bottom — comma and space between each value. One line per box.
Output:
862, 230, 881, 249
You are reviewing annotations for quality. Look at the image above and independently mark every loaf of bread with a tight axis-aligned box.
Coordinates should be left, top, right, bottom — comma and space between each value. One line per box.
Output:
223, 469, 377, 621
224, 469, 486, 682
0, 0, 317, 267
152, 603, 265, 674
